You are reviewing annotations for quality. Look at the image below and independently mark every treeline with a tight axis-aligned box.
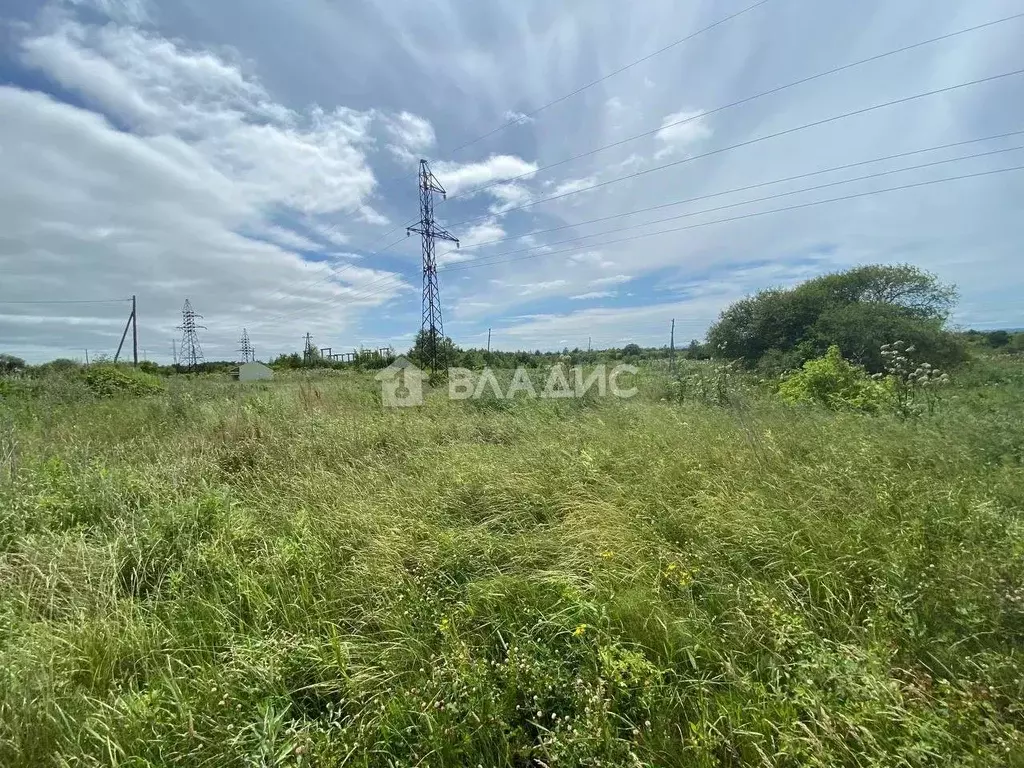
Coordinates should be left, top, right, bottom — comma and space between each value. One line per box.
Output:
2, 265, 1021, 379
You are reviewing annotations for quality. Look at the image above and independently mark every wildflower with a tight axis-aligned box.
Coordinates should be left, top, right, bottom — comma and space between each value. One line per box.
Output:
600, 550, 615, 560
573, 624, 588, 637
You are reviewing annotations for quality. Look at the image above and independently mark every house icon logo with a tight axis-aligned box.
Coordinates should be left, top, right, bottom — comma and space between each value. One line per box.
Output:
374, 356, 427, 407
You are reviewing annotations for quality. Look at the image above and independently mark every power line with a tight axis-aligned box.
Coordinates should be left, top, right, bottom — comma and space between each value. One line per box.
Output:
446, 0, 775, 155
441, 164, 1024, 274
440, 143, 1024, 266
318, 162, 1024, 307
242, 11, 1024, 332
442, 67, 1024, 230
445, 12, 1024, 202
0, 298, 132, 305
439, 131, 1024, 256
277, 0, 774, 247
326, 136, 1024, 304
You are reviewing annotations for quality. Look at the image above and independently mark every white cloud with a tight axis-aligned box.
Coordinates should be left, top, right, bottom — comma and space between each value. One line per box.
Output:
654, 109, 712, 159
518, 279, 567, 296
433, 155, 538, 196
256, 225, 321, 252
590, 274, 633, 286
19, 19, 380, 216
551, 176, 597, 197
0, 12, 424, 361
437, 219, 505, 265
382, 111, 436, 163
459, 219, 505, 249
502, 109, 533, 125
568, 251, 614, 269
306, 222, 351, 247
487, 182, 532, 214
569, 290, 616, 300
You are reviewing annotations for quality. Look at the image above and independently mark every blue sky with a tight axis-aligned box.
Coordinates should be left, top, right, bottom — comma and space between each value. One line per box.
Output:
1, 0, 1023, 362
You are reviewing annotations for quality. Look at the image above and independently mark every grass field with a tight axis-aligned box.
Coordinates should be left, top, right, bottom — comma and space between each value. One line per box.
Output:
1, 359, 1023, 766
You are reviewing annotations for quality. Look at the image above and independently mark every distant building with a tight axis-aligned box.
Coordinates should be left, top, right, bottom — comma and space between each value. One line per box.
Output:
235, 361, 273, 382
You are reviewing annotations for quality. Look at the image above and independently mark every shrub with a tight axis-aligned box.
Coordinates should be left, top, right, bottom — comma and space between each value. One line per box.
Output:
79, 365, 164, 398
778, 345, 888, 412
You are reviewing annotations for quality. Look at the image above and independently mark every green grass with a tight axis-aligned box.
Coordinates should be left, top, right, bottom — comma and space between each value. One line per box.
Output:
1, 360, 1023, 766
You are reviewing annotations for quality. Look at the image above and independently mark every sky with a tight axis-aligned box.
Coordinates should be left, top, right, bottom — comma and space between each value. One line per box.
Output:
1, 0, 1023, 363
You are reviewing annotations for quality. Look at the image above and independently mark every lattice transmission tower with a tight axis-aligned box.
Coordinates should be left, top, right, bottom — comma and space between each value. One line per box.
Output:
238, 328, 255, 363
177, 299, 205, 372
408, 159, 459, 375
303, 333, 316, 365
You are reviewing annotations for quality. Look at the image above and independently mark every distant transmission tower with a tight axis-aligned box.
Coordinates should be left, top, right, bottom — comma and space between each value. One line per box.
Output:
238, 328, 255, 363
303, 333, 316, 366
177, 299, 205, 372
408, 159, 459, 375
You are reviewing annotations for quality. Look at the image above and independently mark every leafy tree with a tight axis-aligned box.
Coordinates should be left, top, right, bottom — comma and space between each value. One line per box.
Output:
707, 264, 963, 372
622, 343, 642, 357
409, 329, 458, 369
0, 354, 26, 375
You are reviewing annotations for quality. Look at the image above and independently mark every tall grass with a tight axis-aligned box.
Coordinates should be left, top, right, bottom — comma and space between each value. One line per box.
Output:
1, 360, 1022, 766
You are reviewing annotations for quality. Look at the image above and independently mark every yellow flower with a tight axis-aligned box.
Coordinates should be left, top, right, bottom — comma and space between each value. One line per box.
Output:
600, 550, 615, 560
573, 624, 588, 637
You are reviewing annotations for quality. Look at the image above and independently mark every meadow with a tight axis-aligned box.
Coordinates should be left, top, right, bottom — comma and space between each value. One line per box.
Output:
1, 357, 1023, 766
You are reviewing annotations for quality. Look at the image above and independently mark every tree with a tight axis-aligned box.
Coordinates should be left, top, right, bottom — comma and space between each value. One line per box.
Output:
0, 354, 26, 375
985, 330, 1011, 348
707, 264, 963, 372
622, 343, 642, 357
686, 339, 710, 360
409, 329, 458, 369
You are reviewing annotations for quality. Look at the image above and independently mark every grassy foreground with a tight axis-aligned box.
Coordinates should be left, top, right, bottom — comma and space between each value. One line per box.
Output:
1, 362, 1023, 766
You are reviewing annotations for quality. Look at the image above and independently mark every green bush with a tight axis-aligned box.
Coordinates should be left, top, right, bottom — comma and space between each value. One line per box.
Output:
79, 365, 164, 398
778, 345, 889, 412
708, 264, 965, 371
